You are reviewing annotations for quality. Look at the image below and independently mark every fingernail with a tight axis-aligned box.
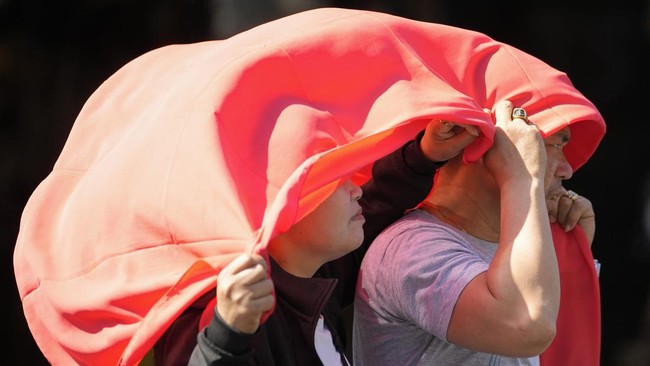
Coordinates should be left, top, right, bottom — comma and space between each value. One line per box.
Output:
564, 225, 572, 232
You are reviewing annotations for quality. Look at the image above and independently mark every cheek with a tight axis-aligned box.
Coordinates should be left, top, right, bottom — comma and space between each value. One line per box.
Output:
325, 206, 363, 248
543, 165, 555, 190
299, 199, 350, 242
545, 155, 560, 178
333, 212, 358, 239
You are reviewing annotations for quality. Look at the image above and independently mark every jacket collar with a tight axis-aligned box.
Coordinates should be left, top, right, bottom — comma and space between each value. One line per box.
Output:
270, 258, 337, 320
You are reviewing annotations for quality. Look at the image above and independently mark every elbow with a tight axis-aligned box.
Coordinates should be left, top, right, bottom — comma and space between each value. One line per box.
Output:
527, 319, 557, 355
512, 317, 557, 357
508, 294, 560, 356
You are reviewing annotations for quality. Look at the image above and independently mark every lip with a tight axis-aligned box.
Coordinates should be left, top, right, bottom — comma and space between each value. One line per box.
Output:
352, 208, 365, 222
547, 188, 567, 200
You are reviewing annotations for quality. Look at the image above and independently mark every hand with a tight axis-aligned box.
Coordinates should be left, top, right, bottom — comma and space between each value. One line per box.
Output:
547, 190, 596, 246
216, 253, 275, 333
483, 101, 546, 186
419, 118, 480, 162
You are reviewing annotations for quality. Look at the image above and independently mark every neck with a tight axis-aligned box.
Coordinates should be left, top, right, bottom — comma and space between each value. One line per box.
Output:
422, 195, 500, 242
423, 158, 502, 242
268, 240, 322, 278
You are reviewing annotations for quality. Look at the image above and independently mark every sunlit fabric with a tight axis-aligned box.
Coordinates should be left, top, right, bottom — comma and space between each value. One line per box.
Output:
13, 8, 605, 365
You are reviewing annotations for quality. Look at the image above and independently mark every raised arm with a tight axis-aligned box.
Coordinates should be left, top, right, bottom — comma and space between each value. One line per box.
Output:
447, 101, 560, 357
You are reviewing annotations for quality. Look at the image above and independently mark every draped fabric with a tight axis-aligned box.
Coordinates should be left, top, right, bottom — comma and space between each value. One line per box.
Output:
13, 8, 605, 365
541, 224, 602, 365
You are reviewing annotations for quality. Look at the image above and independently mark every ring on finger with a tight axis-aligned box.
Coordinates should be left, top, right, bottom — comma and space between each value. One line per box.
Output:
565, 190, 578, 201
512, 108, 529, 123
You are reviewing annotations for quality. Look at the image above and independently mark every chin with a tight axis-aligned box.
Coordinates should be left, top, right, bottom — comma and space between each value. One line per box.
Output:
329, 237, 364, 262
350, 233, 365, 249
546, 189, 565, 200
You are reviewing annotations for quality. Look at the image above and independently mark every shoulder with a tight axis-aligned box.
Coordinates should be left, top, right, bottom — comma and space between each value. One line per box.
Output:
363, 210, 467, 270
375, 209, 465, 248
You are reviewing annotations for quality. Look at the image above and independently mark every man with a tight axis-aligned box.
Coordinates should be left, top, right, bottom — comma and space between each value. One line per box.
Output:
353, 101, 598, 365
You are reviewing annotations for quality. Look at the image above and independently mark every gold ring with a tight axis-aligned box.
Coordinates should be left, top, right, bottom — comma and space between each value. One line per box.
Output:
512, 108, 528, 122
565, 190, 578, 201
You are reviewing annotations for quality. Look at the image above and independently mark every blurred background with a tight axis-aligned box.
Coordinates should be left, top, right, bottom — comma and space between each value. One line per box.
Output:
2, 0, 649, 365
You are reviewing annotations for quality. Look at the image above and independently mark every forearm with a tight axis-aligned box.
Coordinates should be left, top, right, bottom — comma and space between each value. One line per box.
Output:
361, 134, 440, 245
188, 309, 255, 366
488, 178, 560, 342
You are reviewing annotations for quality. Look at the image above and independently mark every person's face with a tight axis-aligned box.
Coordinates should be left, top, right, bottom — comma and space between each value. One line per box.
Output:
284, 179, 365, 262
543, 126, 573, 200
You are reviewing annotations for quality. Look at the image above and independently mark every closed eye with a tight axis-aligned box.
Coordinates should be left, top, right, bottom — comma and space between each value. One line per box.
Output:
545, 142, 569, 151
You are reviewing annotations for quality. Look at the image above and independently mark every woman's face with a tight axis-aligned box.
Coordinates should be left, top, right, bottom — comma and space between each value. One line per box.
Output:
275, 179, 365, 273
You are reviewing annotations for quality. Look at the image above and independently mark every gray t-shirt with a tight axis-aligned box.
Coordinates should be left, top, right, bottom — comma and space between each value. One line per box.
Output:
353, 209, 539, 366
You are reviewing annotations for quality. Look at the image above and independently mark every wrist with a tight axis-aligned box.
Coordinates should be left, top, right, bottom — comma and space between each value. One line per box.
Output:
418, 133, 448, 163
402, 131, 447, 175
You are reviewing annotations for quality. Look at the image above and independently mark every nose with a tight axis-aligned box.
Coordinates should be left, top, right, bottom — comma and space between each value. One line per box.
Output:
556, 155, 574, 181
344, 180, 363, 201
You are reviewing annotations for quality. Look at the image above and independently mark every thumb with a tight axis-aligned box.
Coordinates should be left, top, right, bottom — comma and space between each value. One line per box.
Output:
446, 127, 479, 147
457, 123, 480, 137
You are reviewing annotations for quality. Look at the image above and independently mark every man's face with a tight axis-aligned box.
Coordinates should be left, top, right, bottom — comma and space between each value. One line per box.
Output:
543, 126, 573, 203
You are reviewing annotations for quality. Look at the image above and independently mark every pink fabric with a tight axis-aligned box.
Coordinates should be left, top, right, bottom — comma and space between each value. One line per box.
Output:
541, 224, 602, 366
13, 8, 605, 365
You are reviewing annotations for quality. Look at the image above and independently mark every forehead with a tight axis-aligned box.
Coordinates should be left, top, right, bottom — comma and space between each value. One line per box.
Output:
544, 126, 571, 141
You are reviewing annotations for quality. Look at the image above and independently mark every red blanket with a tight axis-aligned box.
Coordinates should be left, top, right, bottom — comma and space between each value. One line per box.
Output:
13, 8, 605, 365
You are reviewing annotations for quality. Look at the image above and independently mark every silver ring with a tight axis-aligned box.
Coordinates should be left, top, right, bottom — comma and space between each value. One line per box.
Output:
565, 190, 578, 201
512, 108, 528, 122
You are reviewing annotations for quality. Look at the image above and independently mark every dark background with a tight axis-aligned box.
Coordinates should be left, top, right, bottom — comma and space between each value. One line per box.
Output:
3, 1, 649, 365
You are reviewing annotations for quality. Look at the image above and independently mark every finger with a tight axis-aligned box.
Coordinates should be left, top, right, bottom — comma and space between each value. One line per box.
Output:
249, 253, 269, 271
443, 127, 479, 147
546, 195, 561, 224
433, 120, 480, 140
511, 107, 530, 124
562, 204, 583, 232
220, 255, 269, 286
246, 277, 275, 300
229, 275, 274, 304
555, 195, 573, 227
495, 100, 514, 126
562, 195, 594, 232
556, 191, 591, 231
430, 119, 456, 138
455, 122, 480, 136
225, 253, 268, 275
231, 262, 269, 286
245, 293, 275, 314
220, 253, 256, 276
